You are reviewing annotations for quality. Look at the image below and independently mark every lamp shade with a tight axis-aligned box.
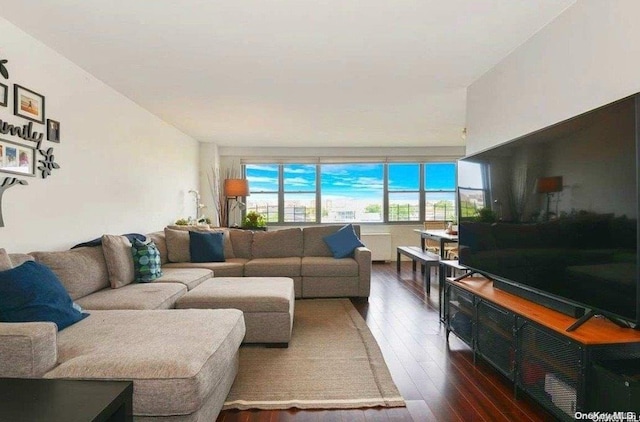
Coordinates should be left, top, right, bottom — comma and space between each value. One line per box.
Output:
536, 176, 563, 194
224, 179, 249, 197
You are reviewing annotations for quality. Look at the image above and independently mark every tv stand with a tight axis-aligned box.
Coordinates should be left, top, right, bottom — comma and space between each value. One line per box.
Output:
445, 276, 640, 420
566, 310, 629, 332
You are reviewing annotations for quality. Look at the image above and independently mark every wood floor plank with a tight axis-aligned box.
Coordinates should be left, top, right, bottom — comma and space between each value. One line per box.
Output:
217, 262, 556, 422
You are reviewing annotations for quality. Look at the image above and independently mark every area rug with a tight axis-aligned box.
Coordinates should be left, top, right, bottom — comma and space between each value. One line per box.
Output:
223, 299, 405, 410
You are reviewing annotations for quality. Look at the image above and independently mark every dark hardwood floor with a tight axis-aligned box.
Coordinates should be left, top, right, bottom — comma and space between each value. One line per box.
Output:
217, 262, 557, 421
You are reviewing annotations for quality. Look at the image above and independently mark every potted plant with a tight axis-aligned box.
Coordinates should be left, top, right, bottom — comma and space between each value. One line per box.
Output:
242, 211, 266, 230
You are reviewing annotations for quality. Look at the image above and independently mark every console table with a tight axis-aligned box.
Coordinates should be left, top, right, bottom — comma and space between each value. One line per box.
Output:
446, 276, 640, 420
0, 378, 133, 422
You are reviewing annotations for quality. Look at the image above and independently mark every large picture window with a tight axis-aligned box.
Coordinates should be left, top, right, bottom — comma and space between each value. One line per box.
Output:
245, 161, 456, 224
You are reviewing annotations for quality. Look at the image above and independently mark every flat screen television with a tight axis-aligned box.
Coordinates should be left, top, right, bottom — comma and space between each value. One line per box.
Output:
457, 93, 639, 330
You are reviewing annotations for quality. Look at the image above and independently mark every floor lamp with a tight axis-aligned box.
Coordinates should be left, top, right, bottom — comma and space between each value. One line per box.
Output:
536, 176, 563, 220
224, 179, 249, 227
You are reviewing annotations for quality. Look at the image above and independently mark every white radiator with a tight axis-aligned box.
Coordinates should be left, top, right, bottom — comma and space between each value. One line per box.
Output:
361, 233, 392, 262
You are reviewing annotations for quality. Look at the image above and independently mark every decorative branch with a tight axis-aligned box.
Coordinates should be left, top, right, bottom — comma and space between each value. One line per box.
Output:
0, 59, 8, 80
207, 166, 225, 227
0, 177, 28, 227
38, 146, 60, 179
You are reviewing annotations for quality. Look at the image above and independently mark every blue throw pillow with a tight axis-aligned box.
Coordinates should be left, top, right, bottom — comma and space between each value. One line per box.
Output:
189, 231, 225, 263
0, 261, 88, 330
323, 224, 365, 259
131, 238, 163, 282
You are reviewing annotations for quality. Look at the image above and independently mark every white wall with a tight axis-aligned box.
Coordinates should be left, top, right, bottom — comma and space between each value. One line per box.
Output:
466, 0, 640, 155
0, 17, 200, 252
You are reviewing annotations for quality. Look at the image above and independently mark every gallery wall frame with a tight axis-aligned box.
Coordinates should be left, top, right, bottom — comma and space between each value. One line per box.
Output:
13, 84, 45, 124
0, 138, 36, 177
47, 119, 60, 142
0, 83, 7, 107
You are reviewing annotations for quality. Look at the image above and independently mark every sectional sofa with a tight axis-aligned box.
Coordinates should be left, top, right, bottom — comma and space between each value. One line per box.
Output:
158, 225, 372, 299
0, 224, 372, 421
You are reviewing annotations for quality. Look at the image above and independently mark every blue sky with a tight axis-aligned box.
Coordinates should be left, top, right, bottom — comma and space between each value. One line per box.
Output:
246, 163, 456, 199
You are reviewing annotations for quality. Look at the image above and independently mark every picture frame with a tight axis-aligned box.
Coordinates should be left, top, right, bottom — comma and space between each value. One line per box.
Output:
13, 84, 45, 124
0, 83, 7, 107
0, 138, 36, 177
47, 119, 60, 143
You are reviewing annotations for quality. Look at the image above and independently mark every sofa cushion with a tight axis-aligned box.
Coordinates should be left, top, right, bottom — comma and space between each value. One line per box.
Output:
252, 228, 303, 258
164, 228, 190, 263
0, 321, 58, 378
166, 226, 236, 259
301, 256, 359, 277
323, 224, 365, 258
303, 225, 345, 257
75, 283, 187, 310
8, 253, 34, 267
131, 239, 163, 282
146, 231, 168, 264
101, 234, 135, 288
244, 257, 302, 277
31, 247, 110, 300
0, 261, 88, 330
229, 229, 253, 259
163, 259, 247, 277
0, 248, 12, 270
154, 267, 212, 290
44, 309, 246, 417
189, 231, 225, 263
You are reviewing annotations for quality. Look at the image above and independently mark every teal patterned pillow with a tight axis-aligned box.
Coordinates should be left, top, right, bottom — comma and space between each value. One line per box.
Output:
131, 238, 163, 282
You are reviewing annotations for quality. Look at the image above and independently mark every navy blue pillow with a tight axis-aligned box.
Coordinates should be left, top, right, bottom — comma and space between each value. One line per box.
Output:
189, 231, 225, 263
0, 261, 88, 330
323, 224, 365, 258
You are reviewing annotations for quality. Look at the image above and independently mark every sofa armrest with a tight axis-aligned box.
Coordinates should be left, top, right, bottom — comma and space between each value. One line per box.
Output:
0, 322, 58, 377
353, 246, 371, 297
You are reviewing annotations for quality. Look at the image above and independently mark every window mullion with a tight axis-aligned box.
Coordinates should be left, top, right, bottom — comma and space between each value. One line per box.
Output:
316, 164, 322, 223
278, 164, 284, 223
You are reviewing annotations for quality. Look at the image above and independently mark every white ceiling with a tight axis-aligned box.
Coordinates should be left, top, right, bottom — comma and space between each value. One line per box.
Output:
0, 0, 574, 148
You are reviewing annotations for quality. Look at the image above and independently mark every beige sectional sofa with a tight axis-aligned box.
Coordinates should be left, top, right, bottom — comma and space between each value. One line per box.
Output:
0, 224, 372, 421
158, 225, 371, 298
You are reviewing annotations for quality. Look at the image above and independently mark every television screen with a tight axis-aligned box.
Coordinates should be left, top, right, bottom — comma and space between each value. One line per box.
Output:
458, 94, 639, 325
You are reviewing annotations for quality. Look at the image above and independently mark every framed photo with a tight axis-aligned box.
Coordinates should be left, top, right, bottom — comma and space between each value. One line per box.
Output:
0, 83, 7, 107
0, 138, 36, 177
13, 84, 45, 124
47, 119, 60, 143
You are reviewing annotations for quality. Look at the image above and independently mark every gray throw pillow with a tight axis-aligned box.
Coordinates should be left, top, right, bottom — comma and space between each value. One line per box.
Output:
101, 234, 135, 288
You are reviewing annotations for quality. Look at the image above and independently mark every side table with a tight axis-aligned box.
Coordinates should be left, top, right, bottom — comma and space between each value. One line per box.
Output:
0, 378, 133, 422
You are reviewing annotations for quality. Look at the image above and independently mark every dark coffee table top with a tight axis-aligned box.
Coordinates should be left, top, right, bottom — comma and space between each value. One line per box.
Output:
0, 378, 133, 422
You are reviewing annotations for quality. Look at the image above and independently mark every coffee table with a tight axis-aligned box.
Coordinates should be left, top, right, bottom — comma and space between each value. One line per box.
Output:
0, 378, 133, 422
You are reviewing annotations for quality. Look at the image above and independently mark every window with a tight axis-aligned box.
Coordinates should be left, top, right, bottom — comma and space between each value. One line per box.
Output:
284, 164, 316, 223
244, 161, 456, 224
321, 164, 384, 223
245, 164, 279, 223
424, 163, 456, 221
388, 163, 420, 222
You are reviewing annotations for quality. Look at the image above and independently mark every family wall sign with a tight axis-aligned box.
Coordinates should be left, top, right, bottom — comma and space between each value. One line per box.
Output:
0, 57, 61, 227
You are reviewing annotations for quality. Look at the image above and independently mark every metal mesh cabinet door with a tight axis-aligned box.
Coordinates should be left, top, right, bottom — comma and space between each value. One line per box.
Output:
447, 285, 474, 347
477, 300, 516, 380
517, 320, 582, 421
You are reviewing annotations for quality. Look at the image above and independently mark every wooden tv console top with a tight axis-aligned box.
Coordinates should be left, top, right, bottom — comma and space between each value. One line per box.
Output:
449, 276, 640, 345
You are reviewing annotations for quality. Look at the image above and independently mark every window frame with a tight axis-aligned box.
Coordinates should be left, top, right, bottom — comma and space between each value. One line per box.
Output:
243, 161, 457, 225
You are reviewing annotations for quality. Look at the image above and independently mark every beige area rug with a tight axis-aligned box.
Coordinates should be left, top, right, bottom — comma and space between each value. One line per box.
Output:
223, 299, 405, 410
